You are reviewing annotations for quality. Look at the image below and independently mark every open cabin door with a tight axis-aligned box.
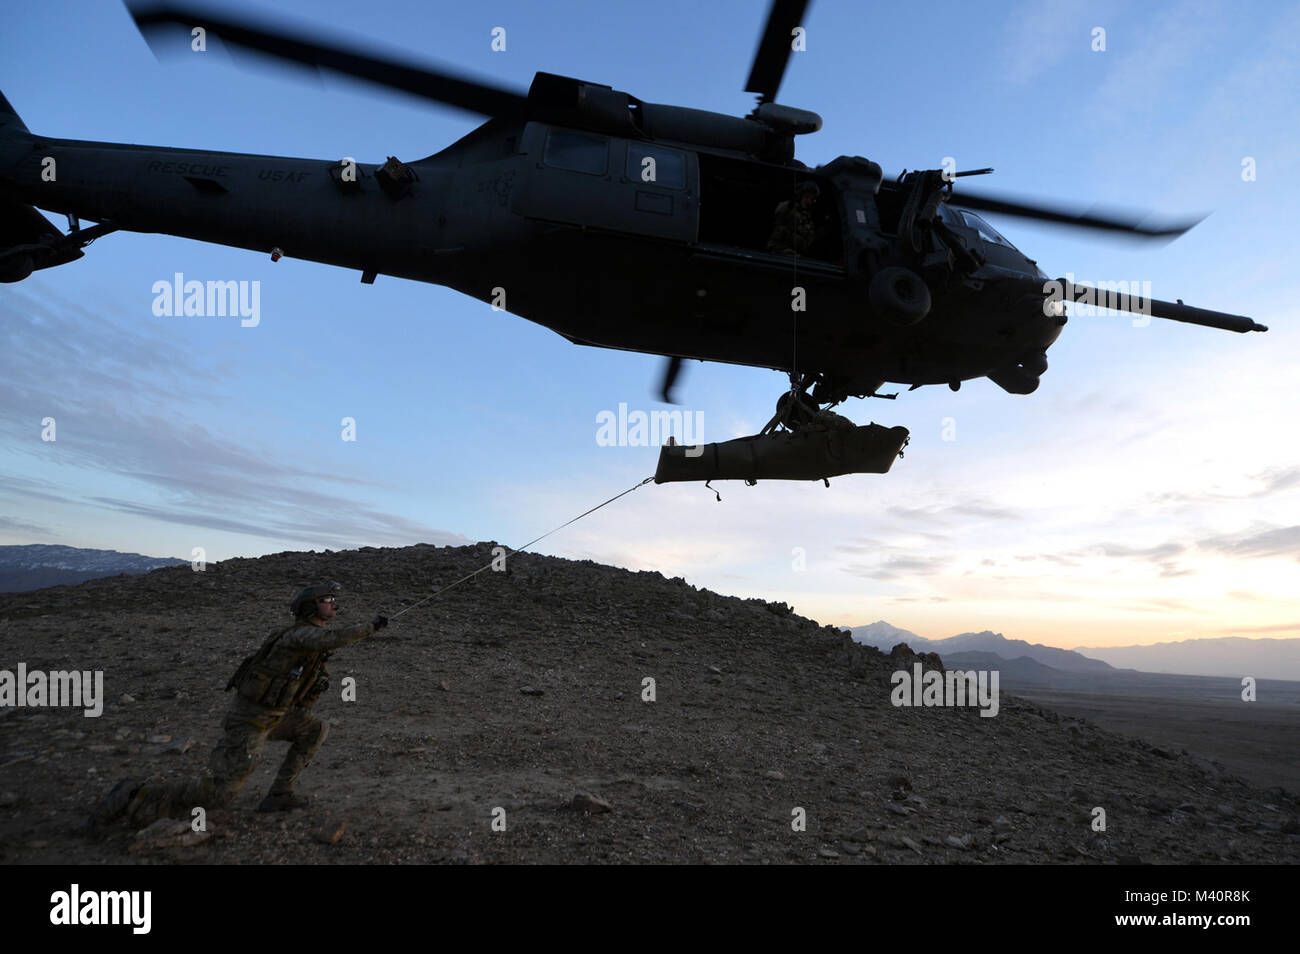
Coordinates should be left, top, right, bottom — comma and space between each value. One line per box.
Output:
511, 122, 698, 243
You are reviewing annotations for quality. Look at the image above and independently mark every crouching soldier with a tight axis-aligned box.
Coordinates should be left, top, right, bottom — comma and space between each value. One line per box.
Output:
89, 582, 388, 830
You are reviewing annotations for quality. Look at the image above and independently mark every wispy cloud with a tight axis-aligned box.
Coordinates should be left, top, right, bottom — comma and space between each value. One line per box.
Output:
844, 554, 953, 582
1222, 622, 1300, 634
1087, 0, 1224, 124
1198, 525, 1300, 561
0, 515, 54, 536
1000, 0, 1112, 86
881, 499, 1023, 528
1113, 597, 1198, 613
0, 289, 464, 551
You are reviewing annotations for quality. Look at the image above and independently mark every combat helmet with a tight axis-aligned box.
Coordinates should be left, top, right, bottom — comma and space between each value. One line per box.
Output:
290, 581, 341, 619
795, 180, 820, 199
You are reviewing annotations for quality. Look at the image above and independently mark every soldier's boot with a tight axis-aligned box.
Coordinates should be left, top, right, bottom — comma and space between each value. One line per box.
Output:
82, 776, 150, 835
257, 789, 309, 812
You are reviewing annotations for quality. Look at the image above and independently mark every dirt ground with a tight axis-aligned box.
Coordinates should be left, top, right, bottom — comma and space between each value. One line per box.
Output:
2, 543, 1297, 864
1012, 689, 1300, 794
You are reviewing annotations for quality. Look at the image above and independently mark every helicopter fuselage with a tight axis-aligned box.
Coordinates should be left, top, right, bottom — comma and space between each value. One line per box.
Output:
1, 106, 1068, 401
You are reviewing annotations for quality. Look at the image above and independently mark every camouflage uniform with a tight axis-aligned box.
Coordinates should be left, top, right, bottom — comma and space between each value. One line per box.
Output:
766, 199, 817, 255
115, 617, 376, 826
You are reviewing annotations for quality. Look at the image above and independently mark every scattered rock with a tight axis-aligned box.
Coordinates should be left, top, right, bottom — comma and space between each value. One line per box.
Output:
519, 686, 544, 696
764, 770, 786, 781
887, 802, 913, 816
898, 836, 923, 855
146, 734, 172, 744
0, 791, 19, 809
992, 815, 1013, 834
312, 818, 349, 844
572, 792, 612, 814
817, 847, 840, 859
118, 694, 135, 704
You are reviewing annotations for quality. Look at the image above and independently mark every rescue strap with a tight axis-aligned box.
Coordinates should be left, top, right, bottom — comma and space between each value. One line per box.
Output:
388, 475, 655, 619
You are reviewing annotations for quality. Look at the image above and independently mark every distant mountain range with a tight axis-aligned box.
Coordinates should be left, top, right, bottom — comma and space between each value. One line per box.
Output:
1074, 636, 1300, 682
847, 620, 1300, 688
847, 621, 1114, 673
0, 544, 188, 592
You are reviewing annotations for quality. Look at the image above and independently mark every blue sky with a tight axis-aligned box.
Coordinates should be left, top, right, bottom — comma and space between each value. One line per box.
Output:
1, 0, 1297, 648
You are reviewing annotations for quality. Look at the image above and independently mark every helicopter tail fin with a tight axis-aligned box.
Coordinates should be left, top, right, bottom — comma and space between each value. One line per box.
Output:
0, 91, 29, 136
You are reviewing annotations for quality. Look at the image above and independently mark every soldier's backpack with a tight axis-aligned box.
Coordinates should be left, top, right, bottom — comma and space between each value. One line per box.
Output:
225, 626, 314, 707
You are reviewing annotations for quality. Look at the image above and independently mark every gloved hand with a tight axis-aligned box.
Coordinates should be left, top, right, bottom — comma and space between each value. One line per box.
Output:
372, 615, 389, 630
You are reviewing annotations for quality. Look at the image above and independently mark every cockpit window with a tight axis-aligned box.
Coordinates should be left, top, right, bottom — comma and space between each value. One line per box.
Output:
959, 210, 1017, 249
543, 130, 608, 175
626, 144, 686, 190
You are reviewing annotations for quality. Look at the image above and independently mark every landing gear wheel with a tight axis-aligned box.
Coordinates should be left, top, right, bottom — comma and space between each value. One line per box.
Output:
761, 387, 819, 435
870, 266, 932, 326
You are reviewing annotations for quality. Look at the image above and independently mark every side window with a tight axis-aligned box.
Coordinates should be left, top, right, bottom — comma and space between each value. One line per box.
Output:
626, 144, 686, 190
543, 130, 608, 175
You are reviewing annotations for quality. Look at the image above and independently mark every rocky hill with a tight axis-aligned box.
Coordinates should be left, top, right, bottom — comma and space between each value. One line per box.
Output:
1, 543, 1296, 864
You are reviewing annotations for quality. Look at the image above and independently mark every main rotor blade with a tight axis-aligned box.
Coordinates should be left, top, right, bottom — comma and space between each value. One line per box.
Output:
130, 3, 527, 118
744, 0, 812, 104
947, 190, 1203, 239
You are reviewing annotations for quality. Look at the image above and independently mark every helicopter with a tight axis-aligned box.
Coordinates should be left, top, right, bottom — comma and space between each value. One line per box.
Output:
0, 1, 1267, 484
